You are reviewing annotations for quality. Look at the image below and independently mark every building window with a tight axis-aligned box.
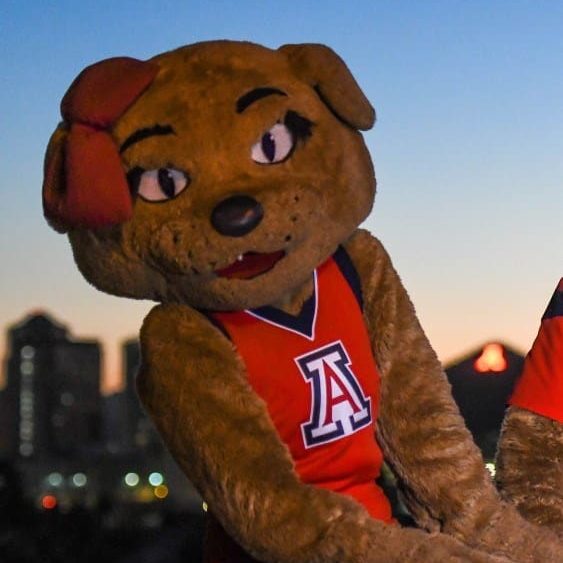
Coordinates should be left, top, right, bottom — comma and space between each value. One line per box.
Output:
21, 345, 35, 359
19, 443, 33, 456
19, 350, 35, 457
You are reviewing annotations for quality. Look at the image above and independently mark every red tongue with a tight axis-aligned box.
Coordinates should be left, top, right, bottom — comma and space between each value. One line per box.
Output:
215, 251, 285, 280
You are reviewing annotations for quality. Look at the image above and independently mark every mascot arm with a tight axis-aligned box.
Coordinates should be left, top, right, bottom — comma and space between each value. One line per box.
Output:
136, 303, 504, 562
496, 405, 563, 539
345, 229, 563, 562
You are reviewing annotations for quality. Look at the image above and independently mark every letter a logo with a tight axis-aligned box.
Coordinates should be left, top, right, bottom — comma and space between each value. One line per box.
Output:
296, 341, 372, 448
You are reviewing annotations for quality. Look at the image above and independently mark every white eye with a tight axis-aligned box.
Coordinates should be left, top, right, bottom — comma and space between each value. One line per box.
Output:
251, 123, 294, 164
135, 168, 189, 201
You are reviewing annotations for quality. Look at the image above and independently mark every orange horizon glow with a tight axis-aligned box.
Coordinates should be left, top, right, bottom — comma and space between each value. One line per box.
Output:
474, 343, 508, 373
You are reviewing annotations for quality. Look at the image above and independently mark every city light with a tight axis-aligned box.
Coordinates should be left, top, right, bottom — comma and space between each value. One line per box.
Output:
60, 392, 75, 407
47, 472, 63, 487
124, 472, 140, 487
72, 473, 87, 487
19, 443, 33, 456
148, 472, 164, 487
20, 360, 34, 375
485, 462, 496, 477
153, 485, 168, 499
20, 345, 35, 359
42, 494, 58, 510
474, 343, 508, 373
202, 501, 208, 512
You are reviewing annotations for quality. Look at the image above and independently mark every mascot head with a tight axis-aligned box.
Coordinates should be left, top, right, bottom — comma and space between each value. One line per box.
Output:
43, 41, 375, 310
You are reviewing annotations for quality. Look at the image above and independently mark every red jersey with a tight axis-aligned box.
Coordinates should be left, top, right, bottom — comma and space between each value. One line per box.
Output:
211, 247, 392, 523
509, 279, 563, 422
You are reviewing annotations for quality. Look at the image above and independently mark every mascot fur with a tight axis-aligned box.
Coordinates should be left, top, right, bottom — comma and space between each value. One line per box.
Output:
42, 40, 562, 562
496, 279, 563, 539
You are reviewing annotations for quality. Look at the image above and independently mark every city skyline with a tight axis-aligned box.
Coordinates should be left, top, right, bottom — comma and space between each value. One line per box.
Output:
1, 308, 527, 395
0, 310, 201, 537
1, 309, 523, 463
2, 2, 562, 393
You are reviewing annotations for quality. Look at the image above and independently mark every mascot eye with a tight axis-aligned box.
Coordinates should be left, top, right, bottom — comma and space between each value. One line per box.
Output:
251, 123, 294, 164
128, 167, 189, 201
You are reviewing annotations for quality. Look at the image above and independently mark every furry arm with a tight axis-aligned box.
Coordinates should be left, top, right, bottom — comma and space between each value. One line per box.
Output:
137, 303, 510, 562
496, 406, 563, 539
345, 229, 563, 562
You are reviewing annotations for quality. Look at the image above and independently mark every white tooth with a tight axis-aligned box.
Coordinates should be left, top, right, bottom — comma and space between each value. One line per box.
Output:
237, 254, 244, 262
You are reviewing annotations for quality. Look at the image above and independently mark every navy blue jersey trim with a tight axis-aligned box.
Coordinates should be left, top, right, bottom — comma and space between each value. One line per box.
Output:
203, 248, 362, 340
543, 288, 563, 320
249, 275, 317, 339
333, 246, 363, 311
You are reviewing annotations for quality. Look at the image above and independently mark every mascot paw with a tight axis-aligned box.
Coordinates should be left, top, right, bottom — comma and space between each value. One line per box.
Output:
470, 502, 563, 562
404, 533, 510, 563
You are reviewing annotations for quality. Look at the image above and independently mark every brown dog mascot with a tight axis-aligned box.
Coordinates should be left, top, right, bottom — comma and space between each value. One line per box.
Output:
42, 40, 562, 562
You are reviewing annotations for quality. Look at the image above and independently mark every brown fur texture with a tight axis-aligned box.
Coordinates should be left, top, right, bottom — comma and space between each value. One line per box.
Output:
43, 40, 562, 561
496, 407, 563, 539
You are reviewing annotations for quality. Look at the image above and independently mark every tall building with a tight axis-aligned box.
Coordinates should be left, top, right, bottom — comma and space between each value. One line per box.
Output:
3, 312, 102, 462
0, 387, 13, 459
121, 338, 164, 455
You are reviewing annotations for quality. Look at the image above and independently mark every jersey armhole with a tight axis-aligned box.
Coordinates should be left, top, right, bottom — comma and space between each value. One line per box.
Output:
333, 246, 364, 311
543, 282, 563, 320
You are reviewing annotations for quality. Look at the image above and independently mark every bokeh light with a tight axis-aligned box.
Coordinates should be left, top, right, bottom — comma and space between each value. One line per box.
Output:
124, 472, 140, 487
72, 473, 87, 487
47, 472, 63, 487
42, 494, 58, 510
148, 472, 164, 487
153, 485, 168, 499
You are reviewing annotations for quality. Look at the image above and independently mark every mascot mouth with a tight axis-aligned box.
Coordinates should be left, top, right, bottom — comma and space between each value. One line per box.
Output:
215, 250, 286, 280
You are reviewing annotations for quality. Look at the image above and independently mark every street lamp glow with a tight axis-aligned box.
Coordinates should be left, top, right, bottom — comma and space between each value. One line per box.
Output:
72, 473, 87, 487
148, 472, 164, 487
47, 472, 63, 487
124, 472, 140, 487
154, 484, 169, 499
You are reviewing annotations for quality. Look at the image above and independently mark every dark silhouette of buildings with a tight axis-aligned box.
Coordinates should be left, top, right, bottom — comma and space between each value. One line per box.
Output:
102, 339, 163, 456
1, 312, 103, 509
0, 312, 200, 517
121, 339, 164, 455
2, 312, 102, 460
445, 341, 525, 461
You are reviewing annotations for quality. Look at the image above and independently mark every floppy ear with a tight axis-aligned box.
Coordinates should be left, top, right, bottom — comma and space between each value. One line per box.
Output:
43, 124, 70, 233
42, 57, 159, 233
278, 43, 375, 131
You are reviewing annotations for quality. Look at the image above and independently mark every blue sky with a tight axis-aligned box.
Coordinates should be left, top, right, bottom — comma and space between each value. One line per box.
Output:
1, 1, 562, 390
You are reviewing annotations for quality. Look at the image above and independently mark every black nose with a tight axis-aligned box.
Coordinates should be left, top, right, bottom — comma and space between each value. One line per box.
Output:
211, 195, 264, 237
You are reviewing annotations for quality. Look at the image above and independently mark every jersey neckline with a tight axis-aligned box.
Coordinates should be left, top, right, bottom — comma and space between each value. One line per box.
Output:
246, 269, 319, 341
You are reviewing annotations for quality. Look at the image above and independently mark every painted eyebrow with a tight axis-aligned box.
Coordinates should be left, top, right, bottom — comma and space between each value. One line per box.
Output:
236, 87, 287, 113
119, 124, 175, 154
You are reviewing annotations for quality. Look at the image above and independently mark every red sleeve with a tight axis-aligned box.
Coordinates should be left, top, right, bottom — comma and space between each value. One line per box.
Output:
509, 279, 563, 422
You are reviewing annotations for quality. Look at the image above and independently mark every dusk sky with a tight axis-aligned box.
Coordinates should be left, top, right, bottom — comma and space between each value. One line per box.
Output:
2, 1, 562, 392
